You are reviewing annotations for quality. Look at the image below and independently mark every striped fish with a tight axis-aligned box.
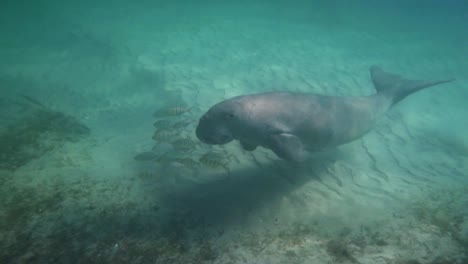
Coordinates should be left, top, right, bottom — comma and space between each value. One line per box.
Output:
171, 138, 197, 152
199, 152, 231, 174
152, 129, 178, 141
174, 157, 199, 169
171, 119, 193, 131
153, 155, 174, 165
153, 105, 191, 118
153, 119, 172, 129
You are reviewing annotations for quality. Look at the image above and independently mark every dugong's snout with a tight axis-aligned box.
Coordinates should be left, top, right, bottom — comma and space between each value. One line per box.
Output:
196, 114, 233, 145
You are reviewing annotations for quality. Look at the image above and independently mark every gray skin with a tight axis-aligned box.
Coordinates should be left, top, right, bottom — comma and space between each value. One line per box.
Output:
196, 66, 455, 162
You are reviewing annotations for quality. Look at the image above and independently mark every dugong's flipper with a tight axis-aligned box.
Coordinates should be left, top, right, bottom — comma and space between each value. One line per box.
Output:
240, 141, 257, 151
270, 133, 308, 162
370, 66, 455, 106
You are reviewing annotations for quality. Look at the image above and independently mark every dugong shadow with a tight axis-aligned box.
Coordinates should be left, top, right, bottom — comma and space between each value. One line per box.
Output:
158, 153, 338, 229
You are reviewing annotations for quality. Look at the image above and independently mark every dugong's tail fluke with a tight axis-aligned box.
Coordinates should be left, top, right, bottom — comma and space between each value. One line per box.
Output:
370, 66, 455, 106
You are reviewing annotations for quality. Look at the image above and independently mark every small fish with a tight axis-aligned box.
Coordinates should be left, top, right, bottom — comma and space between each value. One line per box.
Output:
171, 119, 193, 130
153, 105, 191, 118
152, 129, 178, 141
134, 151, 159, 161
151, 142, 175, 155
174, 157, 199, 169
153, 119, 172, 129
171, 138, 197, 152
199, 152, 231, 174
153, 155, 175, 166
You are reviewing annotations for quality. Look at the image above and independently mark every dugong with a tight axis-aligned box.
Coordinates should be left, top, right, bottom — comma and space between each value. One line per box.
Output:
196, 66, 454, 162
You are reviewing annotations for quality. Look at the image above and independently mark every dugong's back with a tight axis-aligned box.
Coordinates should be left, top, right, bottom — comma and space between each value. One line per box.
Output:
196, 66, 455, 161
235, 92, 382, 151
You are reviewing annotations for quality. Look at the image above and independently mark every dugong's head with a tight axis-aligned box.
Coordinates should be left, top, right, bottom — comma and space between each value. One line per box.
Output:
196, 99, 241, 145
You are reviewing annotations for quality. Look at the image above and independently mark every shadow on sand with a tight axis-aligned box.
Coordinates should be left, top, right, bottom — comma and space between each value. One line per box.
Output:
157, 153, 339, 231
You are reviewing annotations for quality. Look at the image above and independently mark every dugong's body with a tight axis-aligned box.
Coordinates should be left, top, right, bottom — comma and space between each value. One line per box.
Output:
196, 66, 454, 161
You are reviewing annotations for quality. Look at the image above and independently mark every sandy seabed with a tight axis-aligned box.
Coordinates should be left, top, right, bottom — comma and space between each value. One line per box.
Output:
1, 2, 467, 263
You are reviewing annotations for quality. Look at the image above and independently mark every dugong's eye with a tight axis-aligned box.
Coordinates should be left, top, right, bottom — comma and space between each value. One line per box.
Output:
223, 112, 235, 119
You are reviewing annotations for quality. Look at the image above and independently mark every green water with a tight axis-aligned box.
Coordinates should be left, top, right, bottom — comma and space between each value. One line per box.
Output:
0, 1, 467, 263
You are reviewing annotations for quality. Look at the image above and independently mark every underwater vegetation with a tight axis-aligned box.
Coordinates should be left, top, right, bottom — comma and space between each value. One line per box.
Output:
392, 255, 468, 264
410, 186, 468, 248
0, 172, 142, 263
2, 161, 466, 263
0, 180, 64, 262
326, 239, 361, 264
0, 167, 222, 263
0, 95, 90, 170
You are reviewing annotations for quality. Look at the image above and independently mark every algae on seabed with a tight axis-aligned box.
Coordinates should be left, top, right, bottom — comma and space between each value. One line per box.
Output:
0, 96, 90, 170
